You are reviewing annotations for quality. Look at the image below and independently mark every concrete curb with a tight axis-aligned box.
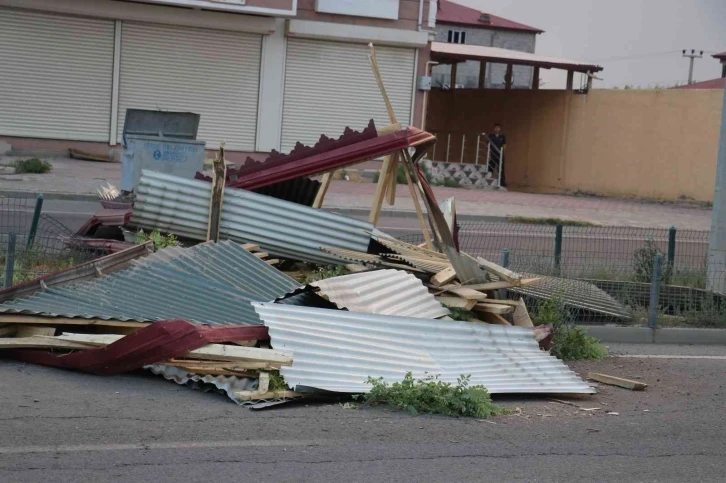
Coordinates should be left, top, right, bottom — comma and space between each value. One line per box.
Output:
580, 325, 726, 345
0, 189, 98, 202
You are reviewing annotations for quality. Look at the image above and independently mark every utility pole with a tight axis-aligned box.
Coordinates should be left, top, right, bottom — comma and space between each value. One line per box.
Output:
682, 49, 704, 85
707, 82, 726, 292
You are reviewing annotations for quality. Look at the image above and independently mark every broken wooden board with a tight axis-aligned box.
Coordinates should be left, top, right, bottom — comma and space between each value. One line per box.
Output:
512, 298, 534, 327
15, 326, 56, 337
435, 296, 476, 311
474, 303, 515, 315
0, 337, 97, 350
431, 267, 457, 287
587, 372, 648, 391
462, 278, 541, 291
480, 313, 512, 325
445, 287, 488, 301
477, 257, 523, 283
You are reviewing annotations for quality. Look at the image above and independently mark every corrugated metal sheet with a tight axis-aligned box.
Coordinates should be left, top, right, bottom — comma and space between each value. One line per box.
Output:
311, 269, 449, 318
431, 42, 603, 73
131, 170, 374, 265
0, 8, 114, 141
196, 120, 435, 191
117, 22, 261, 150
0, 241, 300, 326
385, 254, 450, 273
253, 303, 595, 395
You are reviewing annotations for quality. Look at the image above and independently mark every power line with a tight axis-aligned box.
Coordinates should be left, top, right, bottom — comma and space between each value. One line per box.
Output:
591, 50, 683, 62
682, 49, 705, 84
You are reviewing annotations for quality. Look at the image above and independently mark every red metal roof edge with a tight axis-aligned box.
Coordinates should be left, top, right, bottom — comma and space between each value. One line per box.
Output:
2, 319, 269, 375
436, 0, 544, 33
713, 52, 726, 59
430, 48, 603, 73
673, 77, 726, 90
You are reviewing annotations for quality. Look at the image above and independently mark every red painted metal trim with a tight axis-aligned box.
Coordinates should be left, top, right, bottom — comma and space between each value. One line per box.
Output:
196, 120, 436, 191
2, 319, 270, 375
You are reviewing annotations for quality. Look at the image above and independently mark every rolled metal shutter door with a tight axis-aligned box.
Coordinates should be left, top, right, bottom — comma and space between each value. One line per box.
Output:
117, 22, 261, 151
281, 38, 415, 152
0, 8, 114, 141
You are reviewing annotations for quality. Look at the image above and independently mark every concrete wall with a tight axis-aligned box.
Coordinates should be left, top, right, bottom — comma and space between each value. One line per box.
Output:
296, 0, 431, 30
431, 27, 536, 89
427, 88, 723, 202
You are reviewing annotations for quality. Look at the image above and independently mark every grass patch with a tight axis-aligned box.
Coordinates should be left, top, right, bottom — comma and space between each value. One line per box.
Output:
534, 296, 607, 361
11, 158, 52, 174
507, 216, 599, 227
267, 370, 290, 391
135, 229, 180, 250
305, 264, 348, 283
447, 307, 476, 321
359, 372, 508, 418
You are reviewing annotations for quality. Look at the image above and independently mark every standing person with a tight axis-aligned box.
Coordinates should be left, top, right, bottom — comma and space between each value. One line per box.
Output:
488, 123, 507, 188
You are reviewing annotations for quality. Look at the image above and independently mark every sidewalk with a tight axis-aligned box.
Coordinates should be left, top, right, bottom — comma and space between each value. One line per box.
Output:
0, 156, 713, 230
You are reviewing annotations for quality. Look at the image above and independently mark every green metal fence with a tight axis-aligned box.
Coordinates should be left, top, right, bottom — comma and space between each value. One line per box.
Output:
400, 222, 725, 328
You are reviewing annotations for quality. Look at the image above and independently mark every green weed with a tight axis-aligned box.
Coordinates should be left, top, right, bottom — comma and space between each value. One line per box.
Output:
11, 158, 52, 174
534, 296, 607, 361
135, 229, 180, 250
305, 264, 348, 283
507, 216, 599, 227
360, 372, 508, 418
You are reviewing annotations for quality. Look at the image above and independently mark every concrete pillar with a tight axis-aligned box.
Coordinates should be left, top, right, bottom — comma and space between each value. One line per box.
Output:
479, 61, 487, 89
505, 64, 513, 90
707, 83, 726, 292
566, 70, 574, 90
532, 66, 540, 90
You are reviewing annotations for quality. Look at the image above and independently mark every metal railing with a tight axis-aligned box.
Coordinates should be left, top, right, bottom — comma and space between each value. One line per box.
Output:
429, 131, 504, 187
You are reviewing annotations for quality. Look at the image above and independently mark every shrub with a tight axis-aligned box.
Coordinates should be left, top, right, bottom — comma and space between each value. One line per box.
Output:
360, 372, 508, 418
11, 158, 52, 174
135, 229, 180, 250
534, 296, 607, 361
632, 239, 672, 284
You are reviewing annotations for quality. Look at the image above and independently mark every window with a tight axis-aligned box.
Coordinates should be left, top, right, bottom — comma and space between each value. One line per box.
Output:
447, 30, 466, 44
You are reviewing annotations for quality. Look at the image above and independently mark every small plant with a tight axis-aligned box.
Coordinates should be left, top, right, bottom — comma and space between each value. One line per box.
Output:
267, 370, 290, 391
533, 296, 607, 361
632, 239, 672, 284
135, 229, 180, 250
447, 307, 476, 321
11, 158, 52, 174
507, 216, 599, 227
359, 372, 508, 418
305, 264, 348, 282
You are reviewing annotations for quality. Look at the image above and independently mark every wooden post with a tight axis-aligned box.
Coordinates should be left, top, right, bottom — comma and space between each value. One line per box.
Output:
368, 44, 398, 125
368, 153, 397, 225
401, 154, 433, 250
206, 144, 226, 243
386, 157, 398, 205
450, 62, 458, 90
312, 172, 333, 209
478, 61, 487, 89
505, 64, 513, 90
532, 66, 540, 90
566, 70, 574, 90
586, 71, 593, 91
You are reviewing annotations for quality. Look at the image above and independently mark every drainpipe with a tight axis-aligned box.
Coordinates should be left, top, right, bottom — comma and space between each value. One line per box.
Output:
428, 0, 438, 28
417, 0, 424, 30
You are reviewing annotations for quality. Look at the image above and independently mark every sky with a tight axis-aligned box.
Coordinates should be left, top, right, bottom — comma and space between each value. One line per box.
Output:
456, 0, 726, 89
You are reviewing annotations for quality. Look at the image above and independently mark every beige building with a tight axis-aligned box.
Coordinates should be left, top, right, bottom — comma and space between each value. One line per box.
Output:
0, 0, 437, 161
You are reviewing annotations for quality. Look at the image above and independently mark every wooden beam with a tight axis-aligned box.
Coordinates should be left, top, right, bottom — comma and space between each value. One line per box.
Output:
386, 156, 398, 206
206, 144, 226, 242
376, 123, 401, 137
16, 326, 56, 337
445, 287, 488, 301
435, 296, 476, 310
368, 153, 396, 225
566, 70, 574, 90
586, 71, 593, 91
368, 44, 398, 125
450, 62, 458, 91
313, 172, 333, 209
0, 315, 149, 328
0, 337, 97, 350
532, 66, 540, 90
477, 257, 523, 283
587, 372, 648, 391
512, 298, 534, 327
505, 64, 513, 90
241, 243, 261, 252
401, 155, 434, 250
430, 266, 457, 286
474, 303, 515, 315
480, 313, 512, 325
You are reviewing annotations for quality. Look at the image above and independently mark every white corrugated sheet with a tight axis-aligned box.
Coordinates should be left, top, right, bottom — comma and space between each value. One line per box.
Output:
311, 269, 449, 319
131, 170, 374, 265
252, 303, 595, 395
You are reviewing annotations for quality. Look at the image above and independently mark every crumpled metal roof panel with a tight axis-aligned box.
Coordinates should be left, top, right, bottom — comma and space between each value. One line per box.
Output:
253, 303, 595, 395
311, 269, 449, 319
131, 170, 373, 265
0, 241, 301, 326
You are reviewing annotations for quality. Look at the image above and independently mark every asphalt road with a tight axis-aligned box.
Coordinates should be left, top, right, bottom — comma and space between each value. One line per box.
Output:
1, 345, 724, 483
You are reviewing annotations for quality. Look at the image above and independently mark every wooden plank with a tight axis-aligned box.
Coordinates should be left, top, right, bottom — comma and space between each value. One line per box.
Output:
0, 325, 17, 337
435, 296, 476, 310
51, 333, 293, 366
368, 43, 398, 124
0, 315, 149, 329
313, 172, 333, 209
16, 326, 56, 337
446, 287, 488, 301
587, 372, 648, 391
386, 156, 398, 206
512, 298, 534, 327
375, 122, 401, 137
206, 145, 226, 242
462, 278, 541, 291
264, 259, 280, 265
474, 303, 515, 315
241, 243, 260, 252
368, 153, 395, 225
431, 266, 457, 287
476, 258, 522, 283
402, 158, 434, 250
253, 252, 269, 259
0, 337, 96, 350
480, 313, 512, 325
